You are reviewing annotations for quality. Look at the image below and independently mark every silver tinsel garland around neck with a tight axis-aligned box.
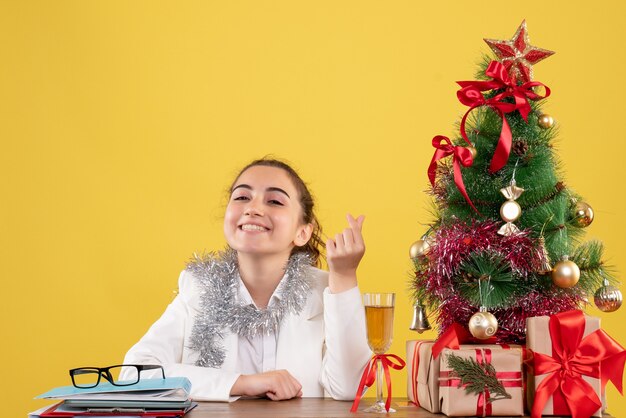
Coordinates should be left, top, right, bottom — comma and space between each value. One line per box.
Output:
186, 247, 314, 368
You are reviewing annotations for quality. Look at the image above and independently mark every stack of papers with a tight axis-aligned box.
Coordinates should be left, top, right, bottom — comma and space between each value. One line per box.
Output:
30, 377, 195, 417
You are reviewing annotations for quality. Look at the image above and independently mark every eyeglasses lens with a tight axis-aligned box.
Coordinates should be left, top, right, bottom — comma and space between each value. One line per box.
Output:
72, 368, 101, 388
113, 365, 139, 385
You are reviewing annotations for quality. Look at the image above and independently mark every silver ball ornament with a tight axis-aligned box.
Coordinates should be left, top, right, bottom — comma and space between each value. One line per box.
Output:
594, 281, 623, 312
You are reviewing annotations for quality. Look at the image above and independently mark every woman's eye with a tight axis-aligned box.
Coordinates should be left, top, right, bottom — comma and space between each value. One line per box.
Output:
268, 199, 284, 206
233, 195, 249, 201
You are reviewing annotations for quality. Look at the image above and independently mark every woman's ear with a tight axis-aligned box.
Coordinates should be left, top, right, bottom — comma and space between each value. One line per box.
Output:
294, 223, 314, 247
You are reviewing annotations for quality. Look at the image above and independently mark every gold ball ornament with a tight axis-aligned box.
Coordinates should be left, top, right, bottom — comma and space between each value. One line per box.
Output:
551, 256, 580, 288
500, 200, 522, 223
594, 281, 623, 312
409, 239, 431, 260
467, 146, 477, 160
537, 114, 555, 129
468, 310, 498, 340
572, 201, 594, 227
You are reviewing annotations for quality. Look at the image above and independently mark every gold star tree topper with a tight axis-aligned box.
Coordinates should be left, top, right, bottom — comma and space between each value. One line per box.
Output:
484, 20, 555, 83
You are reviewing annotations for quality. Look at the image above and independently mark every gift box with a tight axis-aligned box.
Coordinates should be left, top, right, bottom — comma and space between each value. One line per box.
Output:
438, 346, 524, 416
406, 340, 439, 412
407, 337, 525, 415
526, 310, 620, 418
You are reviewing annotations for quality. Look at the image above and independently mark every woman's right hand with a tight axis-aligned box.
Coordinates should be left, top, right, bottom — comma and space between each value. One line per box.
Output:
230, 369, 303, 400
326, 214, 366, 293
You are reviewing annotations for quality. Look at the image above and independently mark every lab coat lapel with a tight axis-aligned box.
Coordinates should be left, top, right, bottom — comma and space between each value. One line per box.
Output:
275, 286, 323, 368
219, 328, 240, 370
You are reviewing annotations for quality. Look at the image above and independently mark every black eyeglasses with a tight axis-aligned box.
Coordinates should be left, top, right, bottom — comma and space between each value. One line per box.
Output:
69, 364, 165, 388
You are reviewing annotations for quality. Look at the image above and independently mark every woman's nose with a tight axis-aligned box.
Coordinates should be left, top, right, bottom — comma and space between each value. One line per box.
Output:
244, 198, 264, 216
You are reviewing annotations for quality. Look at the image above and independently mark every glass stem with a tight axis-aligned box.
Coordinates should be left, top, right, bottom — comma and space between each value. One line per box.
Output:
376, 358, 384, 405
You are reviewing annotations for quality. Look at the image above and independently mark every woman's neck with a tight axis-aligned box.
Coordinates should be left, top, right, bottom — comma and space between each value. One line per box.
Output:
237, 251, 291, 309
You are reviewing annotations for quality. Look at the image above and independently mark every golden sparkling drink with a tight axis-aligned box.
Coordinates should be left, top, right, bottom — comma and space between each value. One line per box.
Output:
365, 306, 394, 354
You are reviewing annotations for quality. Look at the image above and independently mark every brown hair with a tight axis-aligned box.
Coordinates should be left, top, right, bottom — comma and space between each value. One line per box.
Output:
229, 157, 324, 267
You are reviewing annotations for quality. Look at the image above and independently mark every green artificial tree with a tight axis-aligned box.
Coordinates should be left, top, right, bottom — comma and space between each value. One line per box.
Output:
411, 20, 622, 343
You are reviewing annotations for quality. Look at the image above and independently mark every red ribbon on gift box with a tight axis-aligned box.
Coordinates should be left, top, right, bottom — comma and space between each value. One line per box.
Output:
432, 323, 500, 359
432, 323, 473, 359
439, 348, 522, 417
531, 310, 626, 418
350, 353, 406, 413
428, 135, 478, 213
410, 341, 427, 407
456, 60, 550, 174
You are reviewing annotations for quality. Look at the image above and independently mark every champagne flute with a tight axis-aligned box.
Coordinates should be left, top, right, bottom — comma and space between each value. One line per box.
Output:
362, 293, 395, 413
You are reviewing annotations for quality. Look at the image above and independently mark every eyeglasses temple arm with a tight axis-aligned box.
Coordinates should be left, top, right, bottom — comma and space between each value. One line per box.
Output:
140, 364, 166, 379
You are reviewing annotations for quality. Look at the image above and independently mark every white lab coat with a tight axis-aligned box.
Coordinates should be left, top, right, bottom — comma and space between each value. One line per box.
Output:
121, 267, 372, 401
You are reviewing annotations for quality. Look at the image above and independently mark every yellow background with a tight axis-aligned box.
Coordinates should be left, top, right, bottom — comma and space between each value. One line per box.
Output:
2, 1, 625, 416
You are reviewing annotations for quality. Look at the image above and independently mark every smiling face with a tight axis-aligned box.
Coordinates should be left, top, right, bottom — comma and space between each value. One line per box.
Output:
224, 165, 313, 258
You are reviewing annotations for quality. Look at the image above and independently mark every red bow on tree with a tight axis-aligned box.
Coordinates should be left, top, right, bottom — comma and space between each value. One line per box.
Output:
456, 60, 550, 174
428, 135, 477, 213
531, 310, 626, 418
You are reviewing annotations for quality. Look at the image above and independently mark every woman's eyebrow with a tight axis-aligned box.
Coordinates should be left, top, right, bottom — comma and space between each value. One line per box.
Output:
267, 187, 290, 198
231, 184, 290, 198
231, 184, 252, 192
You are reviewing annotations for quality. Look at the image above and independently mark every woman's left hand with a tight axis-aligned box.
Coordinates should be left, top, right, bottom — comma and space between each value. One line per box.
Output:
326, 214, 365, 293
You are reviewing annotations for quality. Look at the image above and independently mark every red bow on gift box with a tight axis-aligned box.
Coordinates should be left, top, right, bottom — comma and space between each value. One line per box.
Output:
456, 60, 550, 174
531, 310, 626, 418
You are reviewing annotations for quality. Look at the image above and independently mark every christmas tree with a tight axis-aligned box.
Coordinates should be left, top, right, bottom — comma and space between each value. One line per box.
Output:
411, 20, 623, 344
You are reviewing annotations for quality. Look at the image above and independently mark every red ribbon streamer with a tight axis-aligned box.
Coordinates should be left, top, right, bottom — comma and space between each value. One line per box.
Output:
428, 135, 477, 213
531, 310, 626, 418
350, 353, 406, 413
456, 60, 550, 174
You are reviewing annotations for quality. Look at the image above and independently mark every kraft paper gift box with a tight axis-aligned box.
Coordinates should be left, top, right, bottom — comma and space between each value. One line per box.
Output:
406, 340, 440, 413
438, 346, 525, 417
526, 312, 602, 418
407, 339, 525, 414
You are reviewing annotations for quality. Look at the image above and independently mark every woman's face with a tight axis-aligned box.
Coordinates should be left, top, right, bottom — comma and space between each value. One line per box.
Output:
224, 165, 312, 258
